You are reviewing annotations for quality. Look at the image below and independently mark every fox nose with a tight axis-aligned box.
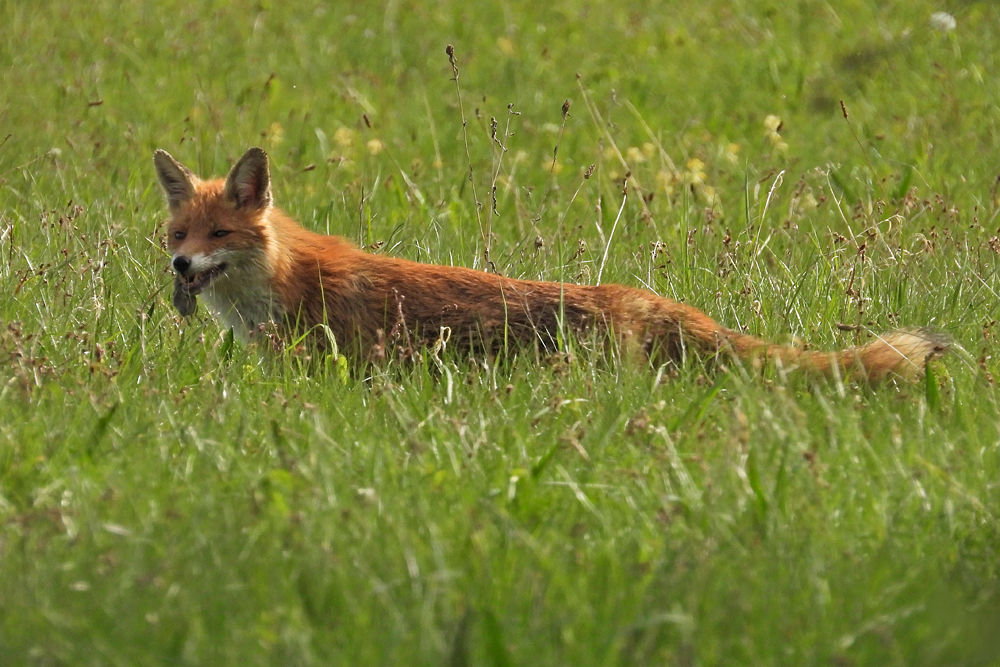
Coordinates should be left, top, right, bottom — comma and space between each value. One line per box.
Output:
172, 255, 192, 275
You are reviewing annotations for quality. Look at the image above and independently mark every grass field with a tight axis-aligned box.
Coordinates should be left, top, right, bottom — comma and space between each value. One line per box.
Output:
2, 0, 1000, 664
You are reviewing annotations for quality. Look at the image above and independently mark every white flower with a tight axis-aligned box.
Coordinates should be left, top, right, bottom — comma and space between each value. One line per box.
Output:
930, 12, 956, 33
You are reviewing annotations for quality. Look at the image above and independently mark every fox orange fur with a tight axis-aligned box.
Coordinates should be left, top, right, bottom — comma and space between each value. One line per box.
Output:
154, 147, 947, 381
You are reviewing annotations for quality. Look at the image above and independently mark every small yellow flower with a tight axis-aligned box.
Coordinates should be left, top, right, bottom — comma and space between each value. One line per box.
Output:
685, 158, 706, 185
791, 190, 818, 215
763, 116, 788, 153
334, 127, 355, 148
696, 184, 722, 210
366, 139, 384, 155
543, 158, 564, 175
267, 122, 285, 148
497, 36, 515, 56
626, 146, 646, 164
656, 169, 677, 194
723, 143, 740, 165
642, 142, 656, 159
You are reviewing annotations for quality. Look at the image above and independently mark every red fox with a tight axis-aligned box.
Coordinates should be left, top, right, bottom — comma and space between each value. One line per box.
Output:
154, 147, 947, 381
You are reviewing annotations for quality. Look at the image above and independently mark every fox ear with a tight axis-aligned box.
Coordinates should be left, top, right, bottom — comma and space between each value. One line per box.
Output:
224, 147, 271, 210
153, 149, 197, 209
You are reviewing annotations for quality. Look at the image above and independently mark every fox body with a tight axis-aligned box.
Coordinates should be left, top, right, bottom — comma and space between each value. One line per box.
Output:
154, 147, 947, 381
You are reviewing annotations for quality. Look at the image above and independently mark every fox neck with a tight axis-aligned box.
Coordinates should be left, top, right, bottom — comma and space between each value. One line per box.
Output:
203, 209, 292, 341
200, 253, 279, 341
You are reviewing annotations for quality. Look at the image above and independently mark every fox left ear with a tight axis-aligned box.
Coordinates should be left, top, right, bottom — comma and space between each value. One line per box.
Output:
224, 147, 272, 210
153, 149, 197, 209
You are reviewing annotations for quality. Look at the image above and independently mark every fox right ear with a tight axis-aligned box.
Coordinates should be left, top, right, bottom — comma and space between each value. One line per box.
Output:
153, 150, 197, 209
224, 147, 271, 210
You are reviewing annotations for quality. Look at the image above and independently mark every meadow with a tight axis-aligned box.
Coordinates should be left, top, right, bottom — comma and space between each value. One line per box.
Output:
1, 0, 999, 664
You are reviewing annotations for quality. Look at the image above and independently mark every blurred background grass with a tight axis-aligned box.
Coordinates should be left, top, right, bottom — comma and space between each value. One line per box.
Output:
1, 1, 999, 665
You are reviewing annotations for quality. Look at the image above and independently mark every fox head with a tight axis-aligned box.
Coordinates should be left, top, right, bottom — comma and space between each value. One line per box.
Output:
153, 147, 274, 318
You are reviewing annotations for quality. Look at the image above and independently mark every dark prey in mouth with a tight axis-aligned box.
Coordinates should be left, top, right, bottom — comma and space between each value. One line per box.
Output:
171, 263, 227, 317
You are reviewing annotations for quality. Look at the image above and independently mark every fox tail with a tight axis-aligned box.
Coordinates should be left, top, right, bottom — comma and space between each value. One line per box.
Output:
722, 327, 950, 382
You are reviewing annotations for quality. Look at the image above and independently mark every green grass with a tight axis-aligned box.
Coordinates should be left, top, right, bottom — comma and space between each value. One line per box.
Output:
2, 0, 1000, 664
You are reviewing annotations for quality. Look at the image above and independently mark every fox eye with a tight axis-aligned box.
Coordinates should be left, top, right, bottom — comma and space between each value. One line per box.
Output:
212, 230, 231, 238
173, 231, 186, 240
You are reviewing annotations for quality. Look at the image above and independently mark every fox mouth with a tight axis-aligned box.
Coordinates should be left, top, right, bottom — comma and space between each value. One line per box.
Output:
178, 263, 228, 295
